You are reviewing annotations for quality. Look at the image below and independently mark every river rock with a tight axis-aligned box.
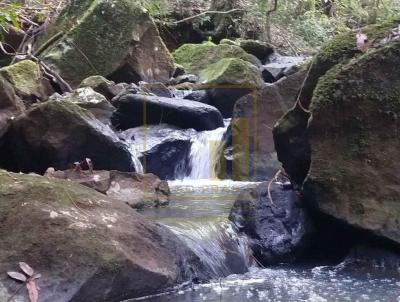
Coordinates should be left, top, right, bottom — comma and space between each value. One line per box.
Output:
230, 183, 313, 265
274, 24, 400, 244
184, 90, 210, 104
49, 87, 115, 124
3, 100, 134, 173
199, 58, 264, 117
173, 42, 261, 76
0, 170, 207, 302
120, 125, 194, 180
111, 92, 224, 131
217, 70, 307, 181
39, 0, 174, 87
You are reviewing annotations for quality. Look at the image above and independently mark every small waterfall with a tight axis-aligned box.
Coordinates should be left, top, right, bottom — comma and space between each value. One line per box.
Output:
169, 220, 254, 277
126, 143, 144, 174
185, 120, 229, 180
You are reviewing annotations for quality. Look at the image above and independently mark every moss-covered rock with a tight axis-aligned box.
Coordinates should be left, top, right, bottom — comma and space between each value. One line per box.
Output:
40, 0, 174, 87
275, 38, 400, 244
274, 19, 400, 186
302, 41, 400, 244
0, 60, 50, 105
0, 170, 206, 301
173, 42, 261, 75
199, 58, 264, 88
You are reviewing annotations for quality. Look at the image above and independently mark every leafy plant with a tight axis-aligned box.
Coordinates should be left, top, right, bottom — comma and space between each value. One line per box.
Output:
7, 262, 41, 302
0, 2, 21, 40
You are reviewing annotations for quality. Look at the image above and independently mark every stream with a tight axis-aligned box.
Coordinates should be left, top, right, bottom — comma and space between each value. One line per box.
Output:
129, 117, 400, 301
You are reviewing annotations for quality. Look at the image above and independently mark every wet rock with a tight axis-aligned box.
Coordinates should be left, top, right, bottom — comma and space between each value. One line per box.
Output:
263, 55, 307, 80
49, 87, 115, 124
230, 183, 313, 265
217, 70, 307, 181
120, 125, 194, 180
107, 171, 170, 209
40, 0, 174, 87
4, 100, 134, 174
0, 170, 207, 302
111, 92, 224, 131
261, 68, 276, 83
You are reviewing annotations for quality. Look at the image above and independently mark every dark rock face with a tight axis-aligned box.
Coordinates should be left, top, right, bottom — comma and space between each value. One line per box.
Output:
3, 101, 134, 174
207, 88, 254, 118
111, 92, 224, 131
120, 125, 194, 180
218, 70, 307, 181
0, 170, 208, 302
229, 183, 313, 265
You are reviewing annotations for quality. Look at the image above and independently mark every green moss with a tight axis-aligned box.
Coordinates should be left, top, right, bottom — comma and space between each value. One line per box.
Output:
0, 60, 41, 97
199, 58, 263, 88
219, 39, 237, 45
79, 75, 113, 88
301, 18, 400, 103
172, 42, 260, 75
40, 0, 150, 85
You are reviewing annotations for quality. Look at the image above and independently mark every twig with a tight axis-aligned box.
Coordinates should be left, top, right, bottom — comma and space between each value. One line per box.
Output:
174, 8, 245, 24
34, 31, 64, 57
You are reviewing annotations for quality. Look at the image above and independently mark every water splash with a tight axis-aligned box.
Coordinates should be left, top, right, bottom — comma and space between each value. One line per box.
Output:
185, 120, 230, 180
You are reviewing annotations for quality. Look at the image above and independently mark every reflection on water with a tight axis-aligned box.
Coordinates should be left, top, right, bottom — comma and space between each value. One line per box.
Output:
138, 180, 400, 302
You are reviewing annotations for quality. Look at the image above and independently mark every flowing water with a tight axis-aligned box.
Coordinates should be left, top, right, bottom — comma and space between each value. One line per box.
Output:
134, 122, 400, 301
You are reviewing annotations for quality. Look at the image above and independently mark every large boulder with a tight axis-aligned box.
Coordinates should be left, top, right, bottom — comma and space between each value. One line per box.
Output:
275, 28, 400, 244
120, 125, 194, 180
172, 42, 261, 75
111, 91, 224, 131
0, 170, 207, 301
3, 100, 134, 173
230, 183, 313, 265
302, 40, 400, 244
39, 0, 174, 87
217, 70, 307, 181
273, 20, 400, 186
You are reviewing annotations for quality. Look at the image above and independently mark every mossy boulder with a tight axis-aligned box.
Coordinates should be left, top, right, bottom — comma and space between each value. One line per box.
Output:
2, 100, 134, 173
172, 42, 261, 75
275, 38, 400, 243
302, 41, 400, 243
0, 170, 206, 301
274, 19, 400, 186
199, 58, 264, 88
40, 0, 174, 87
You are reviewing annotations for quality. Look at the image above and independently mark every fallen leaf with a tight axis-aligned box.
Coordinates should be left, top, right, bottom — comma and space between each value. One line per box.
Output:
26, 280, 39, 302
7, 271, 27, 282
19, 262, 34, 277
31, 273, 42, 280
